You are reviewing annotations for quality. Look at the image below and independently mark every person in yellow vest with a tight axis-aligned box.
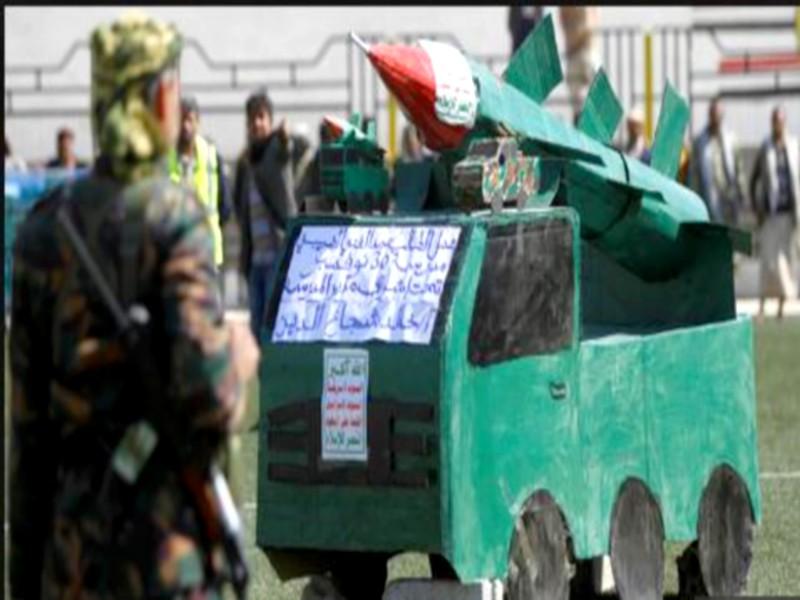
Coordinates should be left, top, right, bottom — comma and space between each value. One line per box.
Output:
168, 96, 231, 275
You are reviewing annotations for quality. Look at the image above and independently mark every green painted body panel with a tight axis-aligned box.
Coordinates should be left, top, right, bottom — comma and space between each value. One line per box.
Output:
257, 341, 442, 552
256, 207, 760, 584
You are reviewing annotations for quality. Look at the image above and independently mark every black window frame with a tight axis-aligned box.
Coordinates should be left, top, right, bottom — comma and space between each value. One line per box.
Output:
467, 218, 575, 366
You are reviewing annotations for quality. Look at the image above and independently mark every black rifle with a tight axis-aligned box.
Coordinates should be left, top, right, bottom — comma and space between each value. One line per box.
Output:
56, 205, 249, 600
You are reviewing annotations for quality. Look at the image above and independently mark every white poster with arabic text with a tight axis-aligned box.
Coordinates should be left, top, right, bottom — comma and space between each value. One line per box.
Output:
322, 348, 368, 462
271, 225, 462, 345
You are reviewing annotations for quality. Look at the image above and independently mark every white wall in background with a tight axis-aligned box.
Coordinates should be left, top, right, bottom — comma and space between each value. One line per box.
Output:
5, 6, 798, 163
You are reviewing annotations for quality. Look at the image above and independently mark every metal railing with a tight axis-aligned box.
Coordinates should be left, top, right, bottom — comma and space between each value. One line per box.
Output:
4, 32, 462, 122
6, 19, 797, 139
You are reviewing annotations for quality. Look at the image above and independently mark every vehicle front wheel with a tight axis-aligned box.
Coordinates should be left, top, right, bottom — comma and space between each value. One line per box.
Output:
609, 478, 664, 600
506, 490, 572, 600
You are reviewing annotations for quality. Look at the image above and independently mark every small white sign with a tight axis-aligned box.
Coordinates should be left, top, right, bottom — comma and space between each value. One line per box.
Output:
321, 348, 369, 462
272, 225, 462, 345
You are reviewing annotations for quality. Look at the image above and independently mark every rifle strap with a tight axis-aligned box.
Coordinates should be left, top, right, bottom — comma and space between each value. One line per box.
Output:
120, 195, 144, 309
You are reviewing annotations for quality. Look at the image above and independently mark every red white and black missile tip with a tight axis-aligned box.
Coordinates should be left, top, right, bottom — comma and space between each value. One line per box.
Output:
321, 115, 348, 140
356, 38, 470, 151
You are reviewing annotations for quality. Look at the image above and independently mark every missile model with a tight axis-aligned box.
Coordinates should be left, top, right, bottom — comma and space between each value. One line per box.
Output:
352, 17, 749, 280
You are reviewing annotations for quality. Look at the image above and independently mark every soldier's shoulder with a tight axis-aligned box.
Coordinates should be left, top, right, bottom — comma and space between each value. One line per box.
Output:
126, 175, 207, 235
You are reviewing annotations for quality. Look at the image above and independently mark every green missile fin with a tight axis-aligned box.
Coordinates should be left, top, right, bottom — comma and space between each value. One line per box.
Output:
649, 82, 690, 180
365, 118, 377, 142
577, 68, 622, 145
348, 112, 364, 130
503, 13, 563, 103
519, 137, 605, 166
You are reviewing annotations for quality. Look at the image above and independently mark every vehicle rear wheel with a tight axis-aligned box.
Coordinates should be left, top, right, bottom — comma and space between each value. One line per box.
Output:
697, 464, 754, 596
506, 490, 572, 600
609, 478, 664, 600
328, 551, 390, 600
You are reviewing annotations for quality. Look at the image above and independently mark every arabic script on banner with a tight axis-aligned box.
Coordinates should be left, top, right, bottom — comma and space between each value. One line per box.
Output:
322, 348, 368, 462
272, 225, 461, 344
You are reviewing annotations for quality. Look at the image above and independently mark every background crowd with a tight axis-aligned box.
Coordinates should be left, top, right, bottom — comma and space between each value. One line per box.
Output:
6, 6, 800, 321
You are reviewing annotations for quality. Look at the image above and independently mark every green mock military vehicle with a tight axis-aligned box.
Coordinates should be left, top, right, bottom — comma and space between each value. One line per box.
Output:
255, 20, 759, 600
255, 181, 758, 600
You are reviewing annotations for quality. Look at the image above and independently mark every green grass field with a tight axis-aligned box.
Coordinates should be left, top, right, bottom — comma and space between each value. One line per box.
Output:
5, 318, 800, 598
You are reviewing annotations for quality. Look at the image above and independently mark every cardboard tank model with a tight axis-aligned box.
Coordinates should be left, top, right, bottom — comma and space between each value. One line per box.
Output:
318, 113, 390, 213
256, 16, 759, 600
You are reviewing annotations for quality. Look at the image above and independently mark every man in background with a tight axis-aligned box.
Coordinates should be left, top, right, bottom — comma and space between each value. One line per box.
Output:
45, 127, 88, 171
5, 136, 28, 173
508, 5, 545, 54
750, 105, 800, 319
296, 118, 339, 214
690, 96, 745, 228
232, 88, 297, 338
623, 106, 651, 165
168, 96, 231, 276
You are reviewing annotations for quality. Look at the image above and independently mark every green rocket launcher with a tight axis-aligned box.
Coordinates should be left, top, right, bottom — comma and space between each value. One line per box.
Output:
354, 17, 750, 280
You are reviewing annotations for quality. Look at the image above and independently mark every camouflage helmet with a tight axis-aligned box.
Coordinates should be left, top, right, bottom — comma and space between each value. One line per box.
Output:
90, 10, 182, 181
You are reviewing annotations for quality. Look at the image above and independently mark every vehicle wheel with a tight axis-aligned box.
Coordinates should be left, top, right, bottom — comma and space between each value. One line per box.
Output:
569, 558, 597, 599
609, 478, 664, 600
506, 490, 572, 600
429, 553, 459, 580
328, 551, 389, 600
697, 465, 754, 596
676, 540, 708, 598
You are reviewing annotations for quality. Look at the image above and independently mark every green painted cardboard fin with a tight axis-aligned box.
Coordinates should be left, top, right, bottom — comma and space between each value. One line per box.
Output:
680, 222, 753, 255
348, 113, 364, 131
577, 68, 623, 145
650, 82, 689, 180
503, 13, 563, 103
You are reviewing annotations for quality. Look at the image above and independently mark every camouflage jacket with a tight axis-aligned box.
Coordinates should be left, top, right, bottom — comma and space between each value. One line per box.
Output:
10, 159, 243, 600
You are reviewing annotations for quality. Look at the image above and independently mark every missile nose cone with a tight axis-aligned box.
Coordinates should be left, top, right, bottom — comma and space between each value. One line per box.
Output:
349, 32, 371, 55
322, 115, 347, 140
362, 39, 476, 151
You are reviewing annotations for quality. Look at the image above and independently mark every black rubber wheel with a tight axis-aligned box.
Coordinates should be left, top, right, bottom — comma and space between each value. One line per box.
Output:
609, 479, 665, 600
506, 490, 572, 600
697, 465, 755, 596
429, 553, 459, 581
677, 540, 708, 598
569, 558, 598, 599
328, 551, 390, 600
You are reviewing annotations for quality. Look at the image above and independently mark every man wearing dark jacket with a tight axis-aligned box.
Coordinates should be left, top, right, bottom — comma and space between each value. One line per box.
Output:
232, 89, 297, 336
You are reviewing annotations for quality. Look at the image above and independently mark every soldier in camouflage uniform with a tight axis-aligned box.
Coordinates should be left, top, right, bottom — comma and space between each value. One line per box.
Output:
9, 11, 260, 600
